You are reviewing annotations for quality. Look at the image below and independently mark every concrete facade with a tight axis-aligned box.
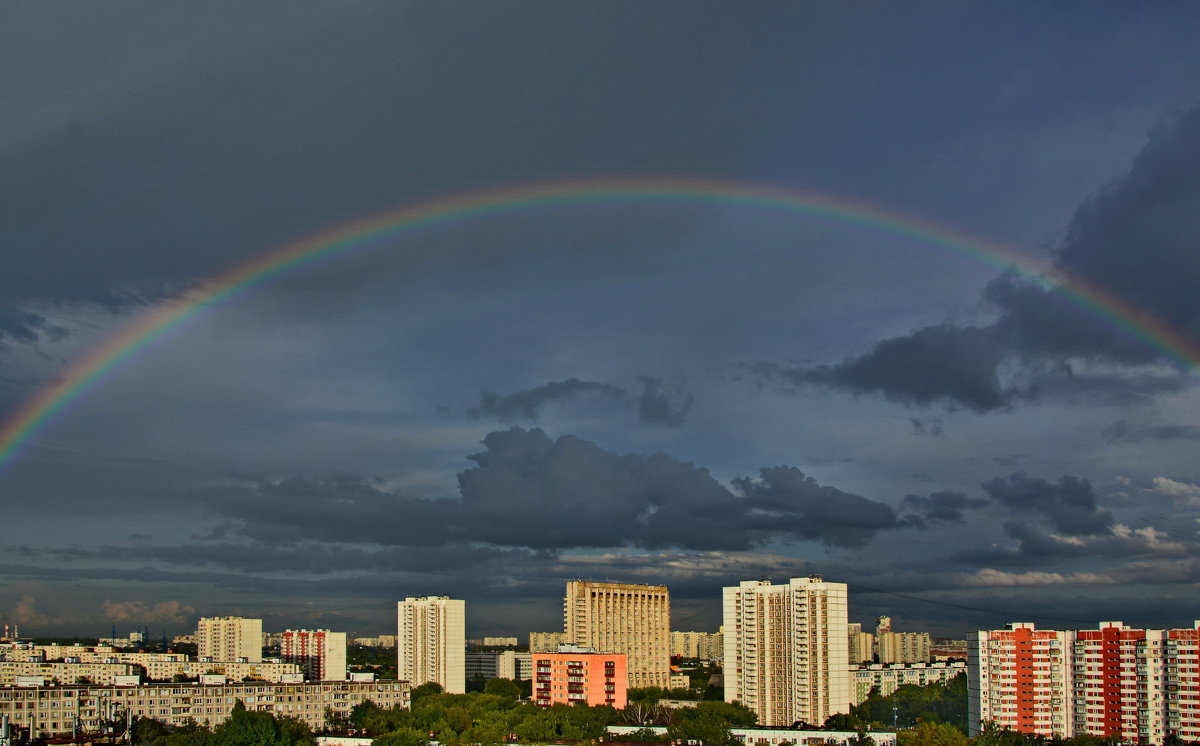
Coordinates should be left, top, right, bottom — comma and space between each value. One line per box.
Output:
281, 630, 347, 681
723, 577, 851, 727
532, 646, 626, 708
197, 617, 263, 663
564, 581, 670, 689
397, 596, 465, 694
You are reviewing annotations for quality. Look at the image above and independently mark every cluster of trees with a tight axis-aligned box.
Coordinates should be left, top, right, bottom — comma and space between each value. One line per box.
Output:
845, 674, 969, 731
130, 701, 312, 746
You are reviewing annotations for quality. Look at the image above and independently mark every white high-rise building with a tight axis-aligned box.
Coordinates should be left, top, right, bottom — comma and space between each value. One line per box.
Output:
723, 577, 850, 727
196, 617, 263, 663
397, 596, 465, 694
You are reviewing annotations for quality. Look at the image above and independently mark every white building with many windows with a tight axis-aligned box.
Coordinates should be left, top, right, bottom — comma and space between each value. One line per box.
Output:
723, 577, 851, 727
397, 596, 465, 694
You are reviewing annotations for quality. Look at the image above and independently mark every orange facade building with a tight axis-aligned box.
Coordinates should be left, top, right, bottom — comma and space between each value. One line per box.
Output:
532, 647, 627, 709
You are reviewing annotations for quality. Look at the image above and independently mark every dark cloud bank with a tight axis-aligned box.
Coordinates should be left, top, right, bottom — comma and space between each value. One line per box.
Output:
470, 376, 694, 427
753, 103, 1200, 411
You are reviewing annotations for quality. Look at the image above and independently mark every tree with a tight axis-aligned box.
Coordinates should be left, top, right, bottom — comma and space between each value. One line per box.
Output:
483, 678, 522, 700
411, 681, 445, 705
897, 721, 968, 746
373, 727, 429, 746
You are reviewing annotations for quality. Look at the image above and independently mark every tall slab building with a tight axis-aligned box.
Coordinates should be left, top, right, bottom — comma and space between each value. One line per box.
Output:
723, 577, 851, 727
564, 581, 670, 688
397, 596, 465, 694
196, 617, 263, 663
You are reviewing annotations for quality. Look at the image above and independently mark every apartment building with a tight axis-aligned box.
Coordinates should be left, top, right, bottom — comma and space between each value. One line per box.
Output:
852, 662, 966, 704
397, 596, 465, 694
878, 632, 932, 665
465, 650, 532, 681
281, 630, 347, 681
723, 577, 851, 727
532, 646, 627, 708
529, 632, 567, 653
564, 581, 670, 689
670, 631, 724, 661
0, 679, 409, 737
969, 621, 1200, 743
848, 625, 875, 665
196, 617, 263, 663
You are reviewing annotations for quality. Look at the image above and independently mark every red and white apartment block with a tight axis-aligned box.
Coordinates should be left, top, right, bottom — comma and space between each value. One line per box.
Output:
280, 629, 347, 682
970, 622, 1200, 744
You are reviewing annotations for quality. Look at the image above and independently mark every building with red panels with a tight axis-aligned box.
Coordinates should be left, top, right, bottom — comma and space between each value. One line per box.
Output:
1165, 625, 1200, 741
1073, 622, 1165, 742
281, 629, 347, 681
970, 623, 1073, 738
532, 645, 626, 708
971, 622, 1200, 745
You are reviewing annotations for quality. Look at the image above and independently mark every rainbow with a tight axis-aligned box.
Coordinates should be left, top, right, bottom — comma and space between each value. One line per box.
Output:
1, 177, 1196, 476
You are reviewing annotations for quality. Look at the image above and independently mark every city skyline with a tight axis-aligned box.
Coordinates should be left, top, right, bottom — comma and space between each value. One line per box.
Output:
2, 3, 1200, 638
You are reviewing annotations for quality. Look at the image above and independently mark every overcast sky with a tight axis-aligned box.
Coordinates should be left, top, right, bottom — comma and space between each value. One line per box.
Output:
3, 2, 1200, 641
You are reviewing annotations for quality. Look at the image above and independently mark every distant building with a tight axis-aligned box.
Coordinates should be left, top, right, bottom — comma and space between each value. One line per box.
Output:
930, 638, 968, 661
529, 632, 567, 653
723, 577, 851, 727
878, 632, 931, 664
465, 650, 532, 681
196, 617, 262, 663
533, 645, 626, 708
969, 621, 1200, 742
848, 624, 875, 665
397, 596, 465, 694
852, 662, 966, 704
281, 629, 347, 681
669, 631, 723, 660
564, 581, 670, 688
482, 637, 518, 647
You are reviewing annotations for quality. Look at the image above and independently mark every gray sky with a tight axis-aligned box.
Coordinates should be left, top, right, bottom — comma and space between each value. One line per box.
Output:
2, 1, 1200, 640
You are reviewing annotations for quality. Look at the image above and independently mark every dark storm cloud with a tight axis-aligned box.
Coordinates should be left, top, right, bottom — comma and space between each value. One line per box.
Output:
752, 103, 1200, 411
981, 472, 1113, 536
1104, 420, 1200, 443
196, 428, 905, 553
468, 378, 628, 421
754, 324, 1023, 412
0, 308, 67, 348
730, 466, 900, 548
635, 376, 693, 427
900, 491, 987, 528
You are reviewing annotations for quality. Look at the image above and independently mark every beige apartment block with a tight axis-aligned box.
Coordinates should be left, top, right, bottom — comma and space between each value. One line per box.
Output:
564, 581, 670, 689
723, 577, 851, 727
878, 632, 932, 664
669, 631, 723, 661
0, 680, 409, 737
139, 659, 302, 683
529, 632, 567, 653
852, 662, 966, 704
197, 617, 263, 663
0, 660, 138, 686
397, 596, 465, 694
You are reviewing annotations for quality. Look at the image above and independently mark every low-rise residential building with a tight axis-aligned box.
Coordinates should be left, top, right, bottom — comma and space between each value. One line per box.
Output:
852, 662, 967, 704
141, 659, 303, 683
0, 660, 139, 686
0, 679, 410, 737
607, 725, 897, 746
532, 646, 626, 708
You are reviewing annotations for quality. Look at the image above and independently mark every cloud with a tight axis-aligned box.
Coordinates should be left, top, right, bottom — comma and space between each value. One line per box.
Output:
909, 417, 944, 437
193, 427, 904, 553
468, 378, 628, 421
1104, 420, 1200, 443
101, 600, 195, 624
900, 490, 987, 527
1145, 477, 1200, 504
636, 376, 694, 427
748, 102, 1200, 412
981, 472, 1113, 536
